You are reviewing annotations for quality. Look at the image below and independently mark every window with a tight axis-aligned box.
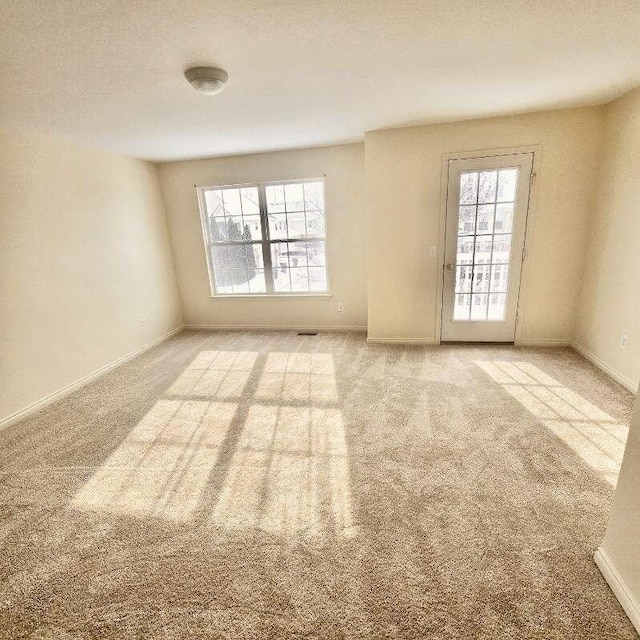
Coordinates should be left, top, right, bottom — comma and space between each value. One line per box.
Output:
198, 179, 328, 295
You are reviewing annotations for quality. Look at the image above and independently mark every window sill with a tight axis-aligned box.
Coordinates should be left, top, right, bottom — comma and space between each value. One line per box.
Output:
209, 293, 332, 300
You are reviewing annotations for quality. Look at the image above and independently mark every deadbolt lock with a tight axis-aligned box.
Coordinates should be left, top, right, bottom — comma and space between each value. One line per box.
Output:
445, 263, 454, 271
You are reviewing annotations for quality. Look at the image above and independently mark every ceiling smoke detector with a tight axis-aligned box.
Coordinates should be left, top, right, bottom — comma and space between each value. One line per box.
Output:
184, 66, 229, 95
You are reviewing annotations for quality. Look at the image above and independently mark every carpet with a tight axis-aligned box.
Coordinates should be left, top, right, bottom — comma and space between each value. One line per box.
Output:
0, 330, 636, 638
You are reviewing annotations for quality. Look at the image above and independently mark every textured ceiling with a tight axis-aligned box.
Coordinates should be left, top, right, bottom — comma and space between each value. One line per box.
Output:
1, 0, 639, 161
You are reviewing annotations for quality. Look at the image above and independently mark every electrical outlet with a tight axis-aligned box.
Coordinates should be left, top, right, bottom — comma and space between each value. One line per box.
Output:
141, 318, 147, 327
428, 246, 436, 258
621, 334, 628, 349
336, 302, 345, 313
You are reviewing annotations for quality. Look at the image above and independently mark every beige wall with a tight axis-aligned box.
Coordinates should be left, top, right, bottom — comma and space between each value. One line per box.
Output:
598, 394, 640, 632
0, 131, 182, 423
365, 107, 604, 343
575, 87, 640, 391
157, 144, 366, 330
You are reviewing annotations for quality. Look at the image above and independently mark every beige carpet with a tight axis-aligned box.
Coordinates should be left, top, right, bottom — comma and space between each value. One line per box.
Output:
0, 330, 636, 639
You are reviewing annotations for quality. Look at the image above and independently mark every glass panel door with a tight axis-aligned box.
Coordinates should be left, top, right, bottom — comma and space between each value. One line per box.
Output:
441, 152, 534, 343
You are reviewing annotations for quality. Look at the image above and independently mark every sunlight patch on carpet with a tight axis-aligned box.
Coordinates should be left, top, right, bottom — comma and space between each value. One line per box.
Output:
476, 360, 628, 485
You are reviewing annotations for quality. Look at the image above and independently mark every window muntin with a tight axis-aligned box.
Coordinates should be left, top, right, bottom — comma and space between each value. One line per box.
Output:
199, 179, 328, 296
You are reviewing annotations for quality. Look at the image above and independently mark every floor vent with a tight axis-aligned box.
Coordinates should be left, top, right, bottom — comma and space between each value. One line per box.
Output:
298, 331, 318, 336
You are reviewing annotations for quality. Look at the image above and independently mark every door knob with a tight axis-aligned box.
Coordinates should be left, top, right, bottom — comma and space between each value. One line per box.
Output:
445, 263, 454, 271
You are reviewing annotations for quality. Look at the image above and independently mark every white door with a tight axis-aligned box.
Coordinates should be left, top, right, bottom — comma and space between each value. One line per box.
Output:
441, 152, 534, 342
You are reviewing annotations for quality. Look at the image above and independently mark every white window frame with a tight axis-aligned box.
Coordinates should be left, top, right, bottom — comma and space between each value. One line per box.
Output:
196, 177, 330, 297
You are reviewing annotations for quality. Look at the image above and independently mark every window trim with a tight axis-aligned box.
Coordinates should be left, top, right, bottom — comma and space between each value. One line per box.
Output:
196, 177, 329, 297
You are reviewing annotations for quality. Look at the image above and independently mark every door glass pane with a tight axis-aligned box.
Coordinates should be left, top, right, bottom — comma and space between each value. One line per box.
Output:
459, 172, 478, 204
474, 236, 493, 264
457, 238, 474, 265
454, 294, 471, 320
472, 265, 490, 293
491, 264, 509, 293
494, 203, 513, 233
497, 169, 518, 202
476, 205, 494, 235
488, 293, 507, 320
455, 265, 473, 293
478, 171, 497, 204
452, 166, 520, 323
493, 234, 512, 264
458, 206, 476, 235
470, 294, 488, 320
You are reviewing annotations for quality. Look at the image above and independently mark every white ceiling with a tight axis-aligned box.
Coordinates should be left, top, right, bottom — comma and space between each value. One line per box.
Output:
2, 0, 639, 161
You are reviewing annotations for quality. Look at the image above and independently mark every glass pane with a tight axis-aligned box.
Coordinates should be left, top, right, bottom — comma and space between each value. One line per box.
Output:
214, 269, 233, 294
273, 267, 291, 292
271, 242, 306, 271
474, 236, 493, 264
229, 270, 251, 294
219, 216, 244, 242
470, 294, 488, 320
240, 187, 259, 215
459, 172, 478, 205
222, 189, 242, 215
286, 211, 306, 238
458, 206, 476, 235
289, 267, 310, 292
305, 210, 325, 237
478, 171, 498, 204
205, 190, 226, 217
476, 205, 494, 235
243, 244, 264, 270
493, 234, 512, 263
241, 216, 262, 241
304, 182, 324, 211
472, 264, 491, 293
266, 185, 285, 212
211, 245, 229, 270
491, 264, 509, 293
455, 265, 472, 293
456, 237, 474, 265
308, 267, 327, 292
488, 293, 507, 320
269, 213, 288, 240
207, 216, 225, 241
454, 294, 471, 320
306, 240, 326, 266
227, 244, 249, 270
284, 183, 305, 212
248, 270, 266, 293
497, 169, 518, 202
494, 203, 513, 233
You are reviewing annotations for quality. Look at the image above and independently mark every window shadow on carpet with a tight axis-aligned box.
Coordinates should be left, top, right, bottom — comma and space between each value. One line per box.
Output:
475, 359, 628, 485
71, 346, 356, 538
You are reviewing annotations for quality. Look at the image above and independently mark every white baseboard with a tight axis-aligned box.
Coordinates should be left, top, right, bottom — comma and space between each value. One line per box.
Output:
594, 547, 640, 634
366, 337, 438, 345
0, 326, 184, 431
515, 338, 572, 347
184, 323, 367, 333
571, 341, 638, 393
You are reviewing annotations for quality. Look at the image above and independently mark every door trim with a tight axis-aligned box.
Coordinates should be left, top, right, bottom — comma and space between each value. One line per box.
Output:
434, 145, 541, 344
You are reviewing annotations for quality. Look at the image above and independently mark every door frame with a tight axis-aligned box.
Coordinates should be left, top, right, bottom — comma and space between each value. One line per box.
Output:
434, 145, 541, 344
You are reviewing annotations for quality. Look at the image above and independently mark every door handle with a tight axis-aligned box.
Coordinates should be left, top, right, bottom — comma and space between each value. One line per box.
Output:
445, 263, 454, 271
